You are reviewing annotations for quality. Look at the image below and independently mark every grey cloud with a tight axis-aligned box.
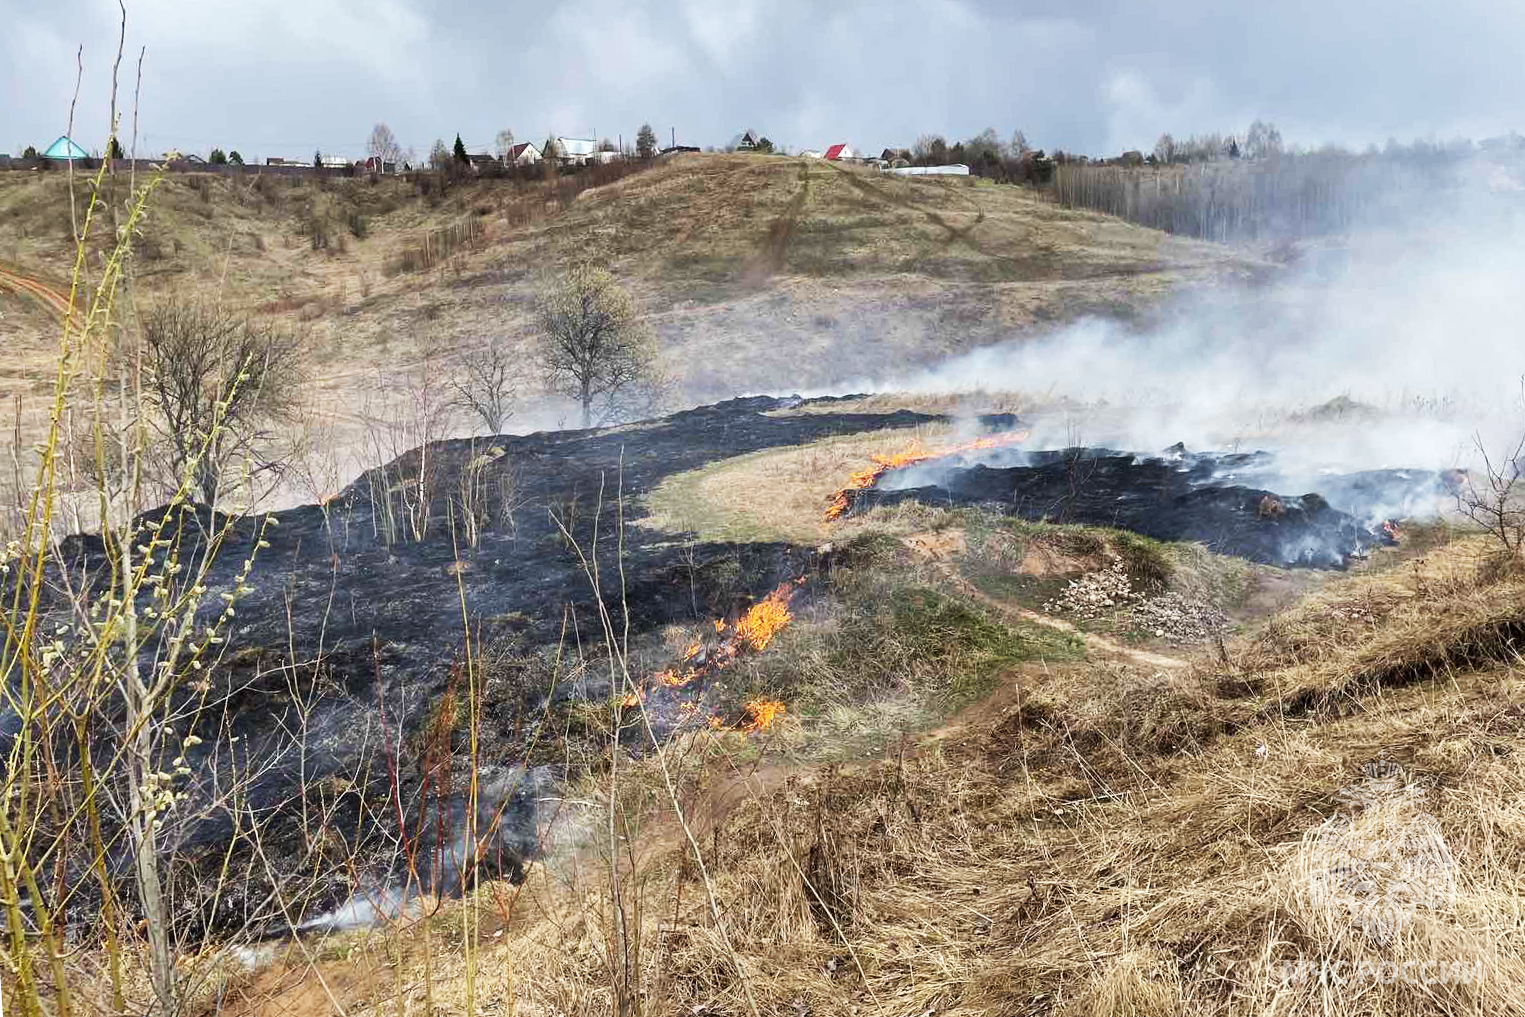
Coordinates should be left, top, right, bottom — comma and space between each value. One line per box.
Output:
3, 0, 1519, 164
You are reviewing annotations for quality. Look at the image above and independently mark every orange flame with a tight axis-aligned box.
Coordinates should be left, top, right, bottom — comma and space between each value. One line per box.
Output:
739, 698, 785, 732
634, 580, 804, 733
731, 582, 798, 651
824, 430, 1029, 520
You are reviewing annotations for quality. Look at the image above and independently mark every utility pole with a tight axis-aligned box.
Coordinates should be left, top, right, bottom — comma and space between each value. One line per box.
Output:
671, 127, 676, 150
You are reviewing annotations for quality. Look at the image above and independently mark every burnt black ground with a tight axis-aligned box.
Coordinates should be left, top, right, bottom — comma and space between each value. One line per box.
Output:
846, 446, 1443, 567
37, 396, 954, 938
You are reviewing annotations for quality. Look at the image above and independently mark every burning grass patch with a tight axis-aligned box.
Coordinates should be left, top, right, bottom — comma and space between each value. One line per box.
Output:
638, 422, 975, 544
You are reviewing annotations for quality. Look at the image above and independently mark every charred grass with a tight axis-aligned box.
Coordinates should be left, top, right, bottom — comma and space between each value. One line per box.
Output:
199, 526, 1525, 1017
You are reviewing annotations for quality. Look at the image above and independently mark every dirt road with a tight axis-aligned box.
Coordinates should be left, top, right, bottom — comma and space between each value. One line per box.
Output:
0, 264, 74, 321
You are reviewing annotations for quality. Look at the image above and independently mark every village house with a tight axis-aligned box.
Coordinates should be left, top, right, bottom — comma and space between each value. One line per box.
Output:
734, 129, 761, 151
552, 137, 597, 165
823, 143, 855, 161
505, 142, 542, 166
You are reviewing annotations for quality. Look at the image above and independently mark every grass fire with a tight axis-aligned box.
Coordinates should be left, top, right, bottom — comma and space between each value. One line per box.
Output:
824, 429, 1030, 519
6, 20, 1525, 1017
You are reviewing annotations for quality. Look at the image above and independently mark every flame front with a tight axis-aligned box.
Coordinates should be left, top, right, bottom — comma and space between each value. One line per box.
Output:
739, 698, 785, 732
624, 578, 805, 733
824, 430, 1029, 520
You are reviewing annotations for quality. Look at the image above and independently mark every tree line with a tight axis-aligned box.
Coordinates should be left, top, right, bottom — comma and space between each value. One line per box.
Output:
1052, 131, 1512, 243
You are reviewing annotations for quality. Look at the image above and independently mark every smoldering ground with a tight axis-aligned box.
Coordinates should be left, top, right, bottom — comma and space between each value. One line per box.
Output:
809, 153, 1525, 480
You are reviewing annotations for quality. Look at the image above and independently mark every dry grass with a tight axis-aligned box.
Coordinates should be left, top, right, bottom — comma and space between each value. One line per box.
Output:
188, 525, 1525, 1017
639, 421, 1010, 544
1, 157, 1266, 498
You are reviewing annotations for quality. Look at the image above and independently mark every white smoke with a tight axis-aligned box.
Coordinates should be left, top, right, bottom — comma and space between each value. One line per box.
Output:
809, 161, 1525, 482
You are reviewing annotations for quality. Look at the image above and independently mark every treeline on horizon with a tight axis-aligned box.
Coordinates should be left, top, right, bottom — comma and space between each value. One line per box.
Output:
1048, 122, 1525, 243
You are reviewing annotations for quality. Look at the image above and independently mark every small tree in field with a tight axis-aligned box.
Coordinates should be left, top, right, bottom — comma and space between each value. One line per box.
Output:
636, 123, 657, 159
368, 122, 401, 168
452, 336, 519, 433
495, 128, 516, 161
454, 133, 469, 165
209, 148, 227, 165
537, 266, 664, 428
140, 298, 302, 504
228, 150, 244, 165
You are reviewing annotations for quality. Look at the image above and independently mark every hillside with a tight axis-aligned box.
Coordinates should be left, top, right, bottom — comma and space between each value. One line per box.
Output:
0, 156, 1265, 457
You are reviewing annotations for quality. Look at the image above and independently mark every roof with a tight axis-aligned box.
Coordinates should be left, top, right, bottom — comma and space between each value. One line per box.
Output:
43, 135, 89, 160
556, 137, 596, 157
508, 142, 539, 159
823, 143, 849, 161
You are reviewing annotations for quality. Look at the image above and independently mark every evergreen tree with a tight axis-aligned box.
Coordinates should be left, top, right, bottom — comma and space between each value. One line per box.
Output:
209, 148, 227, 165
453, 134, 468, 164
228, 150, 244, 165
636, 123, 657, 158
314, 149, 323, 168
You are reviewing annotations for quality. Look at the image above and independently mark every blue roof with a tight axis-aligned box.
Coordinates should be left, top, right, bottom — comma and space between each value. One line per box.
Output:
42, 136, 89, 160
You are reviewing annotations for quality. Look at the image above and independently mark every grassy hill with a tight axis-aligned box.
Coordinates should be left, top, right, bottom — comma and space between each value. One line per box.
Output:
0, 156, 1266, 472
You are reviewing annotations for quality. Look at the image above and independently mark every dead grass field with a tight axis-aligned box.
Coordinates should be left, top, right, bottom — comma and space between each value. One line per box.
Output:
0, 157, 1268, 500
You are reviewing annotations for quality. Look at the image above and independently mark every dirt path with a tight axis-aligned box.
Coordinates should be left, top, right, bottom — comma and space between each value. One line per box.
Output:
901, 534, 1192, 671
749, 162, 812, 280
834, 165, 988, 252
0, 264, 74, 320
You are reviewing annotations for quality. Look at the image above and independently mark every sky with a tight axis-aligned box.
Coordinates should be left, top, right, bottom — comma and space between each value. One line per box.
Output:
3, 0, 1522, 163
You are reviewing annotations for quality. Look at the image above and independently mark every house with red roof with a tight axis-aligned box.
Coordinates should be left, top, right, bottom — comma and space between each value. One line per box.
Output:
823, 143, 855, 161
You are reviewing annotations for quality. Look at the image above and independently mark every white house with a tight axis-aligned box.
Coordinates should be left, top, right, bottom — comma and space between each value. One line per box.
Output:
505, 142, 542, 166
553, 138, 597, 165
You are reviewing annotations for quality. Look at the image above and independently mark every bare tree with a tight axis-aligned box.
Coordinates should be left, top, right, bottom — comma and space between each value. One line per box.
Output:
1245, 119, 1283, 159
537, 265, 664, 428
139, 298, 302, 505
1456, 433, 1525, 559
494, 128, 516, 161
452, 336, 519, 433
367, 122, 401, 169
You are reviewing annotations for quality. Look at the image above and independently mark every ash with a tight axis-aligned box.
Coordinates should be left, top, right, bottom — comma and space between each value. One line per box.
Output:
849, 445, 1443, 568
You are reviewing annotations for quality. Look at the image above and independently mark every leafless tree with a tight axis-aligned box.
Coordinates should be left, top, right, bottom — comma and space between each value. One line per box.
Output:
536, 265, 665, 428
139, 298, 302, 505
1245, 119, 1284, 160
494, 128, 516, 161
1456, 431, 1525, 559
367, 122, 401, 168
452, 336, 519, 433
